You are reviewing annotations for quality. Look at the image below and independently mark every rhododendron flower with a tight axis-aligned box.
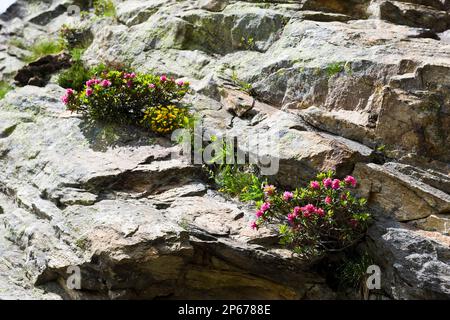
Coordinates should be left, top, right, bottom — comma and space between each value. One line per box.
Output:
302, 204, 316, 214
250, 221, 258, 230
160, 75, 167, 82
61, 95, 69, 105
303, 211, 312, 218
127, 80, 133, 88
101, 79, 112, 87
124, 73, 136, 79
344, 175, 357, 187
263, 185, 276, 196
310, 181, 320, 190
324, 196, 332, 204
332, 179, 341, 190
293, 206, 301, 215
86, 79, 95, 87
66, 88, 74, 96
256, 210, 264, 218
287, 213, 297, 223
176, 79, 184, 86
260, 202, 271, 212
149, 83, 156, 89
86, 88, 93, 96
315, 208, 325, 217
283, 191, 293, 201
323, 178, 332, 189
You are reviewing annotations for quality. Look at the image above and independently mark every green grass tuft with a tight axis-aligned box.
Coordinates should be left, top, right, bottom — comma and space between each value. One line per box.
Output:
24, 39, 65, 63
0, 81, 13, 100
326, 62, 346, 78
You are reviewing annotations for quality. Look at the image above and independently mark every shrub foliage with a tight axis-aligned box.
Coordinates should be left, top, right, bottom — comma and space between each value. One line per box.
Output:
252, 171, 370, 258
61, 68, 191, 134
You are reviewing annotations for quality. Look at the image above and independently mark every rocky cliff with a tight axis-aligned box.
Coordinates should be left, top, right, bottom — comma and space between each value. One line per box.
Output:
0, 0, 449, 299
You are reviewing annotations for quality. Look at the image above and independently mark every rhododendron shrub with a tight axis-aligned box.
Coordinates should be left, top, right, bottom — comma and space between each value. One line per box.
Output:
62, 69, 190, 131
252, 171, 370, 258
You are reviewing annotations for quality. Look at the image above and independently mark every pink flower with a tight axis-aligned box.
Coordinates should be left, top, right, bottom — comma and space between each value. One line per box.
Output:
149, 83, 156, 89
263, 185, 276, 196
260, 202, 271, 212
86, 79, 95, 87
303, 211, 312, 218
324, 196, 332, 204
310, 181, 320, 190
256, 210, 264, 218
66, 88, 74, 96
127, 80, 133, 88
86, 88, 93, 97
344, 175, 357, 187
293, 206, 301, 215
287, 213, 296, 223
315, 208, 325, 217
302, 204, 316, 218
176, 79, 184, 86
123, 73, 136, 79
283, 191, 293, 201
61, 95, 69, 105
323, 178, 332, 189
101, 79, 112, 87
302, 204, 316, 214
160, 75, 167, 82
332, 179, 341, 190
250, 221, 258, 230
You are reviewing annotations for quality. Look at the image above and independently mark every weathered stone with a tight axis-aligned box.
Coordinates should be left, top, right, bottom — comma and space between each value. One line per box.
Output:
353, 162, 450, 223
367, 218, 450, 299
2, 0, 450, 301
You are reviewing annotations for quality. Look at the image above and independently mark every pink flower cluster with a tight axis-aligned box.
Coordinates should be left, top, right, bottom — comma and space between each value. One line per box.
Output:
344, 175, 357, 187
322, 178, 342, 190
283, 191, 293, 201
252, 202, 271, 229
60, 88, 74, 105
86, 79, 101, 87
123, 72, 136, 79
288, 204, 325, 222
83, 78, 112, 96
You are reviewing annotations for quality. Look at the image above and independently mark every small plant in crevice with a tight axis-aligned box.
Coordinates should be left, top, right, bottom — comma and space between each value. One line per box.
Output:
230, 69, 254, 95
337, 252, 374, 292
326, 62, 346, 78
252, 171, 371, 259
0, 81, 13, 100
93, 0, 116, 18
212, 165, 266, 203
61, 68, 192, 134
205, 138, 266, 203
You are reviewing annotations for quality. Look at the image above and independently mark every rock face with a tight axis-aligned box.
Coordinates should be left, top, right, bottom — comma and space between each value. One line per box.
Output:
0, 0, 449, 300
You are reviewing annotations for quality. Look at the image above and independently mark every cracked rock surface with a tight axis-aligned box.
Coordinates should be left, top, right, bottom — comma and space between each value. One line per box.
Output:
0, 0, 449, 299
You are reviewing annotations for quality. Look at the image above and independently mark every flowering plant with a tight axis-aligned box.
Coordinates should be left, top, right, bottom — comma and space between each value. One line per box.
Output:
61, 68, 190, 132
252, 171, 370, 258
141, 105, 190, 134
